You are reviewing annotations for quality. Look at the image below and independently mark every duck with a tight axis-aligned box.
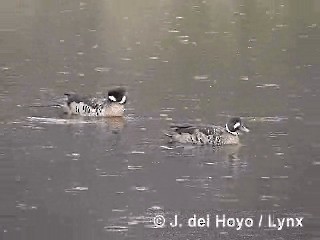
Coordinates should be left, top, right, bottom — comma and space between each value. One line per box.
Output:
165, 117, 250, 146
62, 88, 127, 117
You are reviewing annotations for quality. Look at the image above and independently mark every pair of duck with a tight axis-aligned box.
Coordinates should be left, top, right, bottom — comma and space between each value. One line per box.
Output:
63, 88, 250, 146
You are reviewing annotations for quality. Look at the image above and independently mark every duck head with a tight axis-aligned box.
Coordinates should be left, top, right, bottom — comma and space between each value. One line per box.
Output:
107, 88, 127, 104
225, 117, 250, 136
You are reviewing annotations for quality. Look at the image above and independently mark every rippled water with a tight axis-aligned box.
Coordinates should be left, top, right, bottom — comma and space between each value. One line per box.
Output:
1, 0, 320, 239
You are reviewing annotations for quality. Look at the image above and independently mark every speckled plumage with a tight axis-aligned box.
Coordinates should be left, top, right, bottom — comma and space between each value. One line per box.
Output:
166, 118, 249, 146
62, 88, 126, 117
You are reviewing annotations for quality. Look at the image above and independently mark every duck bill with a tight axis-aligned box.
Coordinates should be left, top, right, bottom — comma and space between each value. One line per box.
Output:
240, 125, 250, 133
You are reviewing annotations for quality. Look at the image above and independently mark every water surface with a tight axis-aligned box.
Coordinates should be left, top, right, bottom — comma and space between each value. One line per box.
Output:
1, 0, 320, 239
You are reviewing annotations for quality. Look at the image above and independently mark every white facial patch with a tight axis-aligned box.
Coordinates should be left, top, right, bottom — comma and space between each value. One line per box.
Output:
108, 95, 117, 102
226, 123, 238, 136
233, 122, 241, 129
119, 96, 126, 104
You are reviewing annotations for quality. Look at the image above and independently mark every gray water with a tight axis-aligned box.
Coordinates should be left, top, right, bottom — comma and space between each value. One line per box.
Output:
1, 0, 320, 239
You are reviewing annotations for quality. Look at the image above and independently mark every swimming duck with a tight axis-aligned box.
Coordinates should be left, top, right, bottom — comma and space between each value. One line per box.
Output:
166, 117, 250, 146
63, 88, 127, 117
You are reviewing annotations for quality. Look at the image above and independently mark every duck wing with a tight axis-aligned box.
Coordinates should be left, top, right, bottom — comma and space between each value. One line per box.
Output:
197, 125, 225, 137
170, 124, 224, 136
170, 124, 198, 134
64, 93, 101, 109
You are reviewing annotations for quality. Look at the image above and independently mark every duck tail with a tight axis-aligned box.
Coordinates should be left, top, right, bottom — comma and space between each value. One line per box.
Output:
26, 104, 61, 108
163, 131, 173, 138
163, 131, 175, 144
